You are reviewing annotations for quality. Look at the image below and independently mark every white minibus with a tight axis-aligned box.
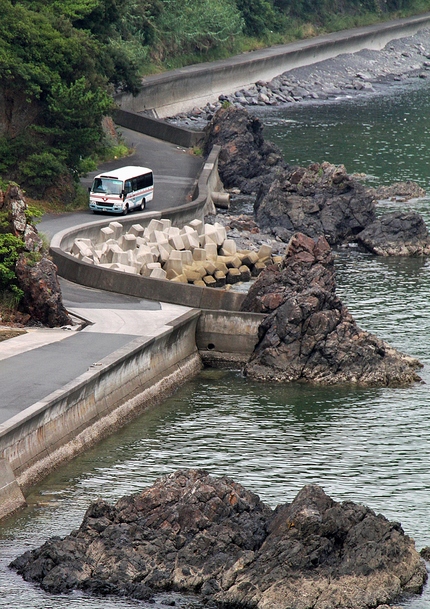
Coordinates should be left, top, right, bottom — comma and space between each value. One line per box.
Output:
89, 166, 154, 214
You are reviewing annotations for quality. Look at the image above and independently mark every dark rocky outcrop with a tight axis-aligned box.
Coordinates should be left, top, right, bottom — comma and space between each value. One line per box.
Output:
10, 469, 427, 609
0, 184, 71, 327
204, 106, 284, 195
241, 232, 422, 385
255, 161, 377, 246
15, 255, 71, 327
356, 210, 430, 256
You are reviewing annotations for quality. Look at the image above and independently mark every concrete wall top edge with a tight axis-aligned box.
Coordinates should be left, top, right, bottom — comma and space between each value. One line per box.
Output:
129, 12, 430, 88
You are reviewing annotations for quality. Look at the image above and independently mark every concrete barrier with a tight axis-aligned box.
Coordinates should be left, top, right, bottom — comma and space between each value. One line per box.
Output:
115, 13, 430, 118
0, 310, 202, 494
50, 145, 247, 311
113, 108, 205, 148
197, 310, 264, 366
0, 305, 265, 518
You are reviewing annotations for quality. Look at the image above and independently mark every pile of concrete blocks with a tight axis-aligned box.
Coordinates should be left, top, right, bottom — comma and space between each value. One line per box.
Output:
69, 219, 280, 287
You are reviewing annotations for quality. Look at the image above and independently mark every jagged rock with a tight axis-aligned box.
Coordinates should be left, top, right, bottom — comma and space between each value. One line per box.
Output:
0, 184, 71, 326
204, 106, 284, 195
10, 469, 427, 608
15, 255, 71, 327
255, 161, 377, 246
372, 180, 426, 201
241, 233, 422, 385
356, 210, 430, 256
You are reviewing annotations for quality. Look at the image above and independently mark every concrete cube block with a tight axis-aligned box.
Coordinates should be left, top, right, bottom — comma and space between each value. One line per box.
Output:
226, 268, 242, 284
205, 242, 218, 261
160, 219, 172, 231
164, 258, 183, 275
150, 268, 167, 280
145, 219, 164, 234
214, 261, 229, 274
241, 251, 259, 266
214, 270, 226, 288
169, 234, 185, 251
168, 226, 181, 236
128, 224, 145, 237
189, 219, 203, 233
166, 269, 179, 280
193, 280, 206, 287
122, 234, 137, 251
183, 267, 203, 283
170, 273, 188, 283
99, 227, 114, 242
213, 222, 227, 244
239, 265, 252, 282
220, 239, 237, 256
179, 250, 193, 266
108, 221, 123, 240
204, 261, 217, 276
258, 244, 273, 259
251, 261, 266, 277
193, 248, 207, 262
203, 275, 217, 287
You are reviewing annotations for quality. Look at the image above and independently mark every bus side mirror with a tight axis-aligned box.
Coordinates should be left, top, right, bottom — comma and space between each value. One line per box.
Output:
121, 190, 126, 200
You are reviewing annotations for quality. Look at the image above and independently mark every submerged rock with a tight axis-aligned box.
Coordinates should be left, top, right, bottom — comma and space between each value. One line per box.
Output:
10, 469, 427, 608
241, 232, 422, 385
356, 210, 430, 256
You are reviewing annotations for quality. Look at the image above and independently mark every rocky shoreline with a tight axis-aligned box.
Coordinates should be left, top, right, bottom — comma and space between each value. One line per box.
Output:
168, 28, 430, 129
10, 469, 428, 609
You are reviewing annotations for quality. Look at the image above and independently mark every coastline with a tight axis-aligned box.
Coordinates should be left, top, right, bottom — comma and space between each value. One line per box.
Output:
168, 27, 430, 129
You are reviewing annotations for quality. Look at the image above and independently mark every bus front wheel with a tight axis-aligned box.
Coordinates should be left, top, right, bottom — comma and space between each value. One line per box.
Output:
122, 204, 129, 216
140, 200, 146, 211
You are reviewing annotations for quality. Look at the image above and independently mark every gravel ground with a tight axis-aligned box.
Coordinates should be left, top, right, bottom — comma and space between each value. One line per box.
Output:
167, 28, 430, 130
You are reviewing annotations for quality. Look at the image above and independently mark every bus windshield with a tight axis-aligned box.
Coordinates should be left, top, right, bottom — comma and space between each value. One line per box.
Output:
91, 177, 123, 195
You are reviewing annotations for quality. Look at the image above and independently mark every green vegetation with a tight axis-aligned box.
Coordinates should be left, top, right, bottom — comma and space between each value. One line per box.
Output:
1, 0, 430, 202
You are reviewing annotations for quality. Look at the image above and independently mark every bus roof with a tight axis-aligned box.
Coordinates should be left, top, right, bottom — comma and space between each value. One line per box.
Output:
95, 166, 152, 181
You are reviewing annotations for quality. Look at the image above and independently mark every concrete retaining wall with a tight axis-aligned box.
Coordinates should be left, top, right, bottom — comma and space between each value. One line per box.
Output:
0, 306, 264, 519
197, 310, 263, 366
113, 108, 205, 148
115, 13, 430, 118
50, 145, 246, 312
0, 310, 201, 494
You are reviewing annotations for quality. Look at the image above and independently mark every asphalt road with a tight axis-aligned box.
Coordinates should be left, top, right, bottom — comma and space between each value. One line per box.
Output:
40, 127, 203, 239
0, 128, 201, 424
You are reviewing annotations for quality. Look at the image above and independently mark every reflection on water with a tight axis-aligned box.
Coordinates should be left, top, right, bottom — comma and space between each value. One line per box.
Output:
3, 86, 430, 609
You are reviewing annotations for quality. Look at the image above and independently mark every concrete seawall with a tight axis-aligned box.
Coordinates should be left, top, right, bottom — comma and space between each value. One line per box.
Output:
50, 145, 246, 312
115, 12, 430, 118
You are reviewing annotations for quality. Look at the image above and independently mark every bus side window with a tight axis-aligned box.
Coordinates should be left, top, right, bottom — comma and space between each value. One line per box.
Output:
124, 180, 132, 195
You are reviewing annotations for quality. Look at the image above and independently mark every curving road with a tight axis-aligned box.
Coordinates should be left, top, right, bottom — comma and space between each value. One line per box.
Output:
40, 127, 203, 239
0, 127, 203, 424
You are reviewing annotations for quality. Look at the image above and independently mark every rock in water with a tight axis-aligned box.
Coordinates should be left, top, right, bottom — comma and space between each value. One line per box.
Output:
255, 161, 377, 246
356, 210, 430, 256
241, 233, 422, 385
9, 469, 427, 608
204, 105, 284, 194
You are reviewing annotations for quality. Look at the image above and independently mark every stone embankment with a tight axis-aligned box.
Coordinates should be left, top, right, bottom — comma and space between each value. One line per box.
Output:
10, 469, 427, 609
69, 217, 278, 287
169, 28, 430, 128
241, 232, 423, 385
